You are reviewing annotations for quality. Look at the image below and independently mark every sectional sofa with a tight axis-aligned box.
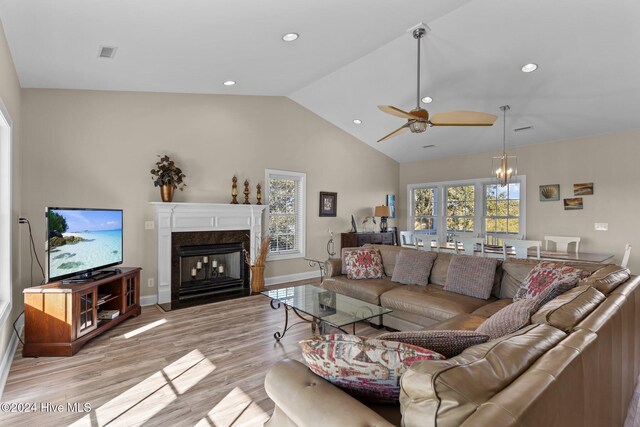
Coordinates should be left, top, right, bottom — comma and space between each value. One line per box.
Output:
264, 244, 639, 426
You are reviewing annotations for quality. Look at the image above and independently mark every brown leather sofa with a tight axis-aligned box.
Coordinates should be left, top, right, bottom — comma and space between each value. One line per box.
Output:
264, 245, 638, 426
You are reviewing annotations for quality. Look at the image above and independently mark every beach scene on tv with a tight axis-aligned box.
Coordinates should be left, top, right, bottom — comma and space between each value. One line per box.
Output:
48, 209, 123, 280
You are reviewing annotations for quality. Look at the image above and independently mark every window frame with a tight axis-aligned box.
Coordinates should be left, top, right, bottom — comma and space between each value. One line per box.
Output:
264, 169, 306, 261
0, 98, 13, 326
407, 185, 438, 236
407, 176, 526, 242
483, 182, 523, 237
445, 184, 476, 234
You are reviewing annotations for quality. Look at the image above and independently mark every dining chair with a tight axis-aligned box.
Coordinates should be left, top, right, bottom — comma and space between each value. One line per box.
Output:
503, 239, 542, 260
621, 243, 632, 269
399, 231, 415, 248
454, 237, 485, 256
415, 235, 439, 252
544, 235, 581, 253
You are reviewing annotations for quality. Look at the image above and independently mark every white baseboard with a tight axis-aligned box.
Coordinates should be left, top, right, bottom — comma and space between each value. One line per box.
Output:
265, 271, 320, 286
140, 295, 158, 307
0, 315, 23, 400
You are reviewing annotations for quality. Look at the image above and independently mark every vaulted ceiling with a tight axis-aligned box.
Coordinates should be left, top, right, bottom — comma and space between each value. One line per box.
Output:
1, 0, 639, 163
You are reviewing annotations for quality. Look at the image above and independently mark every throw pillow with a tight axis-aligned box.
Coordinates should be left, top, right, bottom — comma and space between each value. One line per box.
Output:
341, 247, 361, 275
443, 255, 498, 300
344, 249, 384, 280
391, 249, 437, 286
476, 286, 554, 339
300, 334, 444, 403
513, 261, 583, 301
377, 330, 489, 358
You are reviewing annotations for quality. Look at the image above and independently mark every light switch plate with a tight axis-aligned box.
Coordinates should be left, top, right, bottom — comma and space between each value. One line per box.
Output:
145, 221, 155, 230
595, 223, 608, 231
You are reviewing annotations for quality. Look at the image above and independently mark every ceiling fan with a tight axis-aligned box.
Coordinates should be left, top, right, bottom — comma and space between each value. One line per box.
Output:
377, 27, 497, 142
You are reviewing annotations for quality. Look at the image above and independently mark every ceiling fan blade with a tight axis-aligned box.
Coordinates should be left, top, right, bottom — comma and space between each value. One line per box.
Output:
377, 123, 411, 143
430, 111, 497, 126
378, 105, 420, 120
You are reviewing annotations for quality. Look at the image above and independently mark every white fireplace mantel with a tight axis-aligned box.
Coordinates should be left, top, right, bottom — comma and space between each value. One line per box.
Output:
151, 202, 266, 304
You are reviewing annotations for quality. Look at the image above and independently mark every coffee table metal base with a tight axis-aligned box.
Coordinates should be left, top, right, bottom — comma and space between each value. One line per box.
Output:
269, 299, 352, 341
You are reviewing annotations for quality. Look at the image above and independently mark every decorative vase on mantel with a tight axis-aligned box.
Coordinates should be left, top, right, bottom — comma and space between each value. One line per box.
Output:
160, 184, 174, 202
250, 265, 265, 293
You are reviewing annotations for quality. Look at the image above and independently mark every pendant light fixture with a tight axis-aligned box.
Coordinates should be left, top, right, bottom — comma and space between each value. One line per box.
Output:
492, 105, 517, 187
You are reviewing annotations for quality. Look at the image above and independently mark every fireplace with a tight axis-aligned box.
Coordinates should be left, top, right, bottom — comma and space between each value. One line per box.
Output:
152, 202, 266, 306
171, 231, 250, 304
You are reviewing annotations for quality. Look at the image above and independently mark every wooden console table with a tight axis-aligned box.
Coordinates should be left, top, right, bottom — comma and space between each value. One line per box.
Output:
341, 232, 396, 248
23, 267, 141, 357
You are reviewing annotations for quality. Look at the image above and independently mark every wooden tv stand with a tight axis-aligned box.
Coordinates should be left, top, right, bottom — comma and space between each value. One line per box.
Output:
23, 267, 142, 357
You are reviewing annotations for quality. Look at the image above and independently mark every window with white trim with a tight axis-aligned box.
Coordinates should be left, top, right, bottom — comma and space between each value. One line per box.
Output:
408, 176, 525, 243
0, 99, 13, 325
265, 169, 306, 260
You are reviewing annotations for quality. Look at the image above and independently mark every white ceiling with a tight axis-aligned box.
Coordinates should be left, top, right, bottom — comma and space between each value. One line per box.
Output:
1, 0, 639, 163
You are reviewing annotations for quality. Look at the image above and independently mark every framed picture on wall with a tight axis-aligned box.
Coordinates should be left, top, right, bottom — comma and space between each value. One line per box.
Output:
386, 194, 396, 218
319, 192, 337, 217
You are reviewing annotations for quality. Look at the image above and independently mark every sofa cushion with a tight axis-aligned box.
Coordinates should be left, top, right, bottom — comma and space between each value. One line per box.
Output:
368, 244, 403, 277
513, 261, 582, 301
532, 284, 605, 332
429, 252, 453, 286
391, 249, 437, 286
500, 259, 540, 299
380, 284, 491, 322
471, 299, 513, 318
344, 248, 384, 280
580, 264, 631, 295
377, 330, 489, 358
424, 313, 488, 331
321, 277, 402, 305
300, 334, 444, 403
400, 324, 567, 427
444, 255, 498, 299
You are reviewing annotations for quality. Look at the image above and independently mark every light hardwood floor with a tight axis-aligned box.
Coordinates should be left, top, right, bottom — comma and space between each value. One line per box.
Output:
1, 286, 380, 427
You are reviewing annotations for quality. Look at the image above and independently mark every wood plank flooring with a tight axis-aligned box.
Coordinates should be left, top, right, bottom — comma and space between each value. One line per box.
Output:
1, 285, 380, 427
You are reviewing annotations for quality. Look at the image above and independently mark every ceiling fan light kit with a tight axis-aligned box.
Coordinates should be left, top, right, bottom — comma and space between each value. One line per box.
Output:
376, 25, 497, 142
492, 105, 518, 187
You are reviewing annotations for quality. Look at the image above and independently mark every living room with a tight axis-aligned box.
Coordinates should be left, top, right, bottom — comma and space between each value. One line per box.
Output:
0, 1, 639, 426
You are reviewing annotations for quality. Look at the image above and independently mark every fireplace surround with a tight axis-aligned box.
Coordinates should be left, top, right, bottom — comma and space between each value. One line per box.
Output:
151, 203, 266, 305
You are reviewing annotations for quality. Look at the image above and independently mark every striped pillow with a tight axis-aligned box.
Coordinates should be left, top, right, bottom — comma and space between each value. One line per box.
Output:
377, 330, 489, 357
444, 255, 498, 300
391, 249, 437, 286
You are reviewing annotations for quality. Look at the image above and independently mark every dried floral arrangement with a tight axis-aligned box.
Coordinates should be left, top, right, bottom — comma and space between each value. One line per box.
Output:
244, 235, 271, 267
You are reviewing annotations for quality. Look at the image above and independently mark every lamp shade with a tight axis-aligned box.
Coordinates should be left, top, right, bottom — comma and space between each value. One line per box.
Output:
374, 205, 391, 217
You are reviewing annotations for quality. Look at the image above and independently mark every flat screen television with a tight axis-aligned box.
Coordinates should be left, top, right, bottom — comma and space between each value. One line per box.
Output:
46, 207, 123, 282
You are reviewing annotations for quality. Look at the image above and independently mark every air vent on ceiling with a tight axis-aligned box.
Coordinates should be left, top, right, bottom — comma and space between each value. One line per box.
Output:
98, 46, 117, 59
513, 125, 533, 133
422, 144, 436, 149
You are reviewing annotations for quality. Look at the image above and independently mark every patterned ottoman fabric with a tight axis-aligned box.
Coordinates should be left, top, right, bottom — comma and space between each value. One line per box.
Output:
377, 330, 489, 357
444, 255, 498, 300
344, 248, 384, 280
514, 261, 583, 301
300, 334, 444, 403
391, 249, 437, 286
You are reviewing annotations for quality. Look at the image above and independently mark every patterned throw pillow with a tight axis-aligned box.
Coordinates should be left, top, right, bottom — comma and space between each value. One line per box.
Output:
377, 330, 489, 358
513, 261, 583, 301
391, 249, 437, 286
341, 247, 361, 275
300, 334, 444, 403
344, 249, 384, 280
476, 286, 555, 339
443, 255, 498, 300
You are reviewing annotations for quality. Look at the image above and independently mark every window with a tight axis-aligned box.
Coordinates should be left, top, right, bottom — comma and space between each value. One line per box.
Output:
265, 169, 306, 260
446, 185, 475, 233
485, 183, 521, 236
411, 187, 437, 235
0, 99, 13, 325
408, 177, 525, 243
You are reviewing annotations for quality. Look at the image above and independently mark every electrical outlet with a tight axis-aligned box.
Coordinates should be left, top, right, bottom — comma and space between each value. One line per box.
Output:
145, 221, 155, 230
595, 223, 608, 231
148, 278, 154, 288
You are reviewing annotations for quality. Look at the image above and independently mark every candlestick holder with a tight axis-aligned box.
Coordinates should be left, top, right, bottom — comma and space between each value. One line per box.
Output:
231, 175, 239, 204
256, 183, 262, 205
243, 180, 250, 204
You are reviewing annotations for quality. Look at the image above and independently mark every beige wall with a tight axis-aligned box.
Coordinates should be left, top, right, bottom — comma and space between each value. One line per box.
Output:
400, 130, 640, 273
20, 89, 399, 299
0, 18, 22, 370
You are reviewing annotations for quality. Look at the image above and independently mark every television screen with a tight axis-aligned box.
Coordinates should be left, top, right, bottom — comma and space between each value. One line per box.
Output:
47, 207, 123, 282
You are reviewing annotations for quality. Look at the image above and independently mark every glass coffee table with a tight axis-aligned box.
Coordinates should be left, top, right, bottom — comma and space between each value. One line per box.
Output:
261, 284, 392, 341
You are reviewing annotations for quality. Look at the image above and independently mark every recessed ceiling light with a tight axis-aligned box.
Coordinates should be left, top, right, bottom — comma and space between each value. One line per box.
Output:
282, 33, 299, 42
421, 96, 433, 104
521, 63, 538, 73
223, 80, 236, 86
353, 119, 362, 125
